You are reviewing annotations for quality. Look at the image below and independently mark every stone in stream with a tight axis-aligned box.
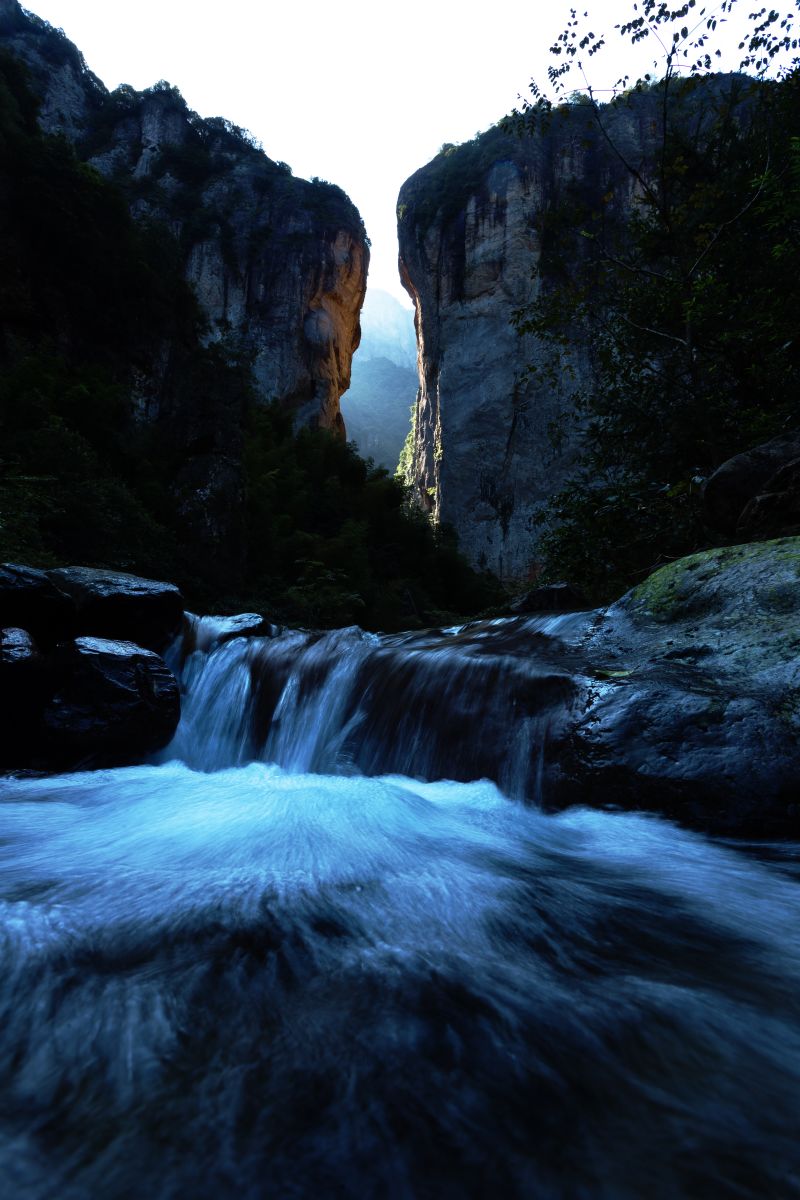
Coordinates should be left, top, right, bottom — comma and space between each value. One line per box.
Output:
509, 583, 591, 615
41, 637, 180, 768
174, 611, 276, 670
549, 537, 800, 836
46, 566, 184, 651
169, 538, 800, 837
1, 564, 184, 770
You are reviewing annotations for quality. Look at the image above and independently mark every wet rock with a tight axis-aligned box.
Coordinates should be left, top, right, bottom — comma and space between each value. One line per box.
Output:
1, 626, 41, 666
46, 567, 183, 651
0, 563, 75, 646
191, 612, 271, 649
176, 611, 273, 666
41, 637, 180, 767
703, 431, 800, 534
548, 538, 800, 836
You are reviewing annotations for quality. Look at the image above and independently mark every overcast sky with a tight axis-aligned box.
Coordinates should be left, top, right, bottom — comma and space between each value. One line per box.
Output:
25, 1, 767, 304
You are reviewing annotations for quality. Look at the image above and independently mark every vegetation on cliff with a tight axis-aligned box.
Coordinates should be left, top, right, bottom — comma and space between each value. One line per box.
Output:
397, 124, 517, 235
0, 46, 499, 630
514, 59, 800, 602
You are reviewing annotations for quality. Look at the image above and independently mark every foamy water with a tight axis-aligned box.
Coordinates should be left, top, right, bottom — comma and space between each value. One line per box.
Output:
0, 619, 798, 1197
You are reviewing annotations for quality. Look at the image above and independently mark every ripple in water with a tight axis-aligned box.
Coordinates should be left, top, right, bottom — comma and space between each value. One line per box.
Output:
0, 762, 799, 1197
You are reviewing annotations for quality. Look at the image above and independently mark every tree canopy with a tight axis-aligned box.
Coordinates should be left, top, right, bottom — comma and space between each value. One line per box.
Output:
531, 0, 800, 104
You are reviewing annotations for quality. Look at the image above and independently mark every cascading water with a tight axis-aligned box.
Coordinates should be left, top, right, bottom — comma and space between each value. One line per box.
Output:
1, 614, 799, 1198
166, 611, 591, 794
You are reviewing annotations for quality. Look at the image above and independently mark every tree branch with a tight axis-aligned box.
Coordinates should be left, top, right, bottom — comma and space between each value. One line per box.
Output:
619, 313, 689, 346
591, 239, 671, 282
687, 153, 771, 279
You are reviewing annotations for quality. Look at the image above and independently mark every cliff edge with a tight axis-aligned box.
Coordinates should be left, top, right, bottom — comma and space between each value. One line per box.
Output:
397, 103, 667, 580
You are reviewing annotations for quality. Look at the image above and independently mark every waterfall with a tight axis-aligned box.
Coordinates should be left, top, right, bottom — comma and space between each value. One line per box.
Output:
165, 610, 594, 799
1, 612, 799, 1199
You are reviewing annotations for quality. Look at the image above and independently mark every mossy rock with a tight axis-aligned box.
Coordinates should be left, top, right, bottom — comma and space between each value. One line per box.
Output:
623, 538, 800, 625
545, 538, 800, 836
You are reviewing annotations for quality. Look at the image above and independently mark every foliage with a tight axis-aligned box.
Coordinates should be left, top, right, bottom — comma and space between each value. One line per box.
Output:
396, 407, 418, 485
0, 49, 200, 578
397, 124, 515, 233
508, 1, 800, 602
0, 356, 178, 574
0, 54, 202, 361
0, 4, 101, 86
241, 406, 503, 629
530, 0, 800, 104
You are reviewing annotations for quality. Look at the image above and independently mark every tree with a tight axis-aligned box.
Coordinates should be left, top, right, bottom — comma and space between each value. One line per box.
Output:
509, 2, 800, 601
534, 0, 800, 103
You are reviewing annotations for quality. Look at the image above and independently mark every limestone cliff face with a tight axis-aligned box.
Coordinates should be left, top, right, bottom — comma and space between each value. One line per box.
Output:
0, 0, 368, 434
397, 110, 657, 580
111, 90, 368, 434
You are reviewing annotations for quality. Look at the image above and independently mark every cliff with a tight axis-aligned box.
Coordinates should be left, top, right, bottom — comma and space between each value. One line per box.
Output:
0, 0, 368, 434
397, 96, 703, 580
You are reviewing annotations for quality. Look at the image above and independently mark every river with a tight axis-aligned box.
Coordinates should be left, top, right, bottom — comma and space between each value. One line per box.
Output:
1, 615, 799, 1197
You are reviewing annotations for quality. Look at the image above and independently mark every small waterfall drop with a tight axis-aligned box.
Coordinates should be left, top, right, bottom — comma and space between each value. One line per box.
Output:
164, 610, 594, 801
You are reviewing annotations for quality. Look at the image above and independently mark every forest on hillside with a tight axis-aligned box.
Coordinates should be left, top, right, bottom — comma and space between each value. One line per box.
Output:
0, 42, 500, 630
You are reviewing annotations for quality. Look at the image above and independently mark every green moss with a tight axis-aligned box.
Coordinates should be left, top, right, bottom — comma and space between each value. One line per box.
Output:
395, 405, 417, 487
627, 538, 800, 623
399, 124, 518, 234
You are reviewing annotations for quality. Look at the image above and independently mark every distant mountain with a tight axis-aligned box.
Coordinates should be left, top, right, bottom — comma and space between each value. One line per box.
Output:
342, 289, 417, 471
357, 289, 417, 367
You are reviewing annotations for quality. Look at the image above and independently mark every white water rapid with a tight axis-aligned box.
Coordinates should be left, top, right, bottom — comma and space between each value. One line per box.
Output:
1, 615, 799, 1198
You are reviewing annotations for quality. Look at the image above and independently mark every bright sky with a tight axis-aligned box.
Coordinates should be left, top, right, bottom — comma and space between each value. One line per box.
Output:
24, 1, 776, 304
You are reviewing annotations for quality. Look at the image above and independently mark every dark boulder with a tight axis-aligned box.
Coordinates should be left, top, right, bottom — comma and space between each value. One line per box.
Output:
703, 431, 800, 534
0, 627, 51, 765
0, 563, 75, 646
509, 583, 590, 615
547, 538, 800, 836
737, 459, 800, 538
46, 567, 183, 651
41, 637, 180, 768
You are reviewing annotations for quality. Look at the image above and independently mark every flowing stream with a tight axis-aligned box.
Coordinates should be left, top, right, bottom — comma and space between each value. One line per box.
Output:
1, 615, 799, 1198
